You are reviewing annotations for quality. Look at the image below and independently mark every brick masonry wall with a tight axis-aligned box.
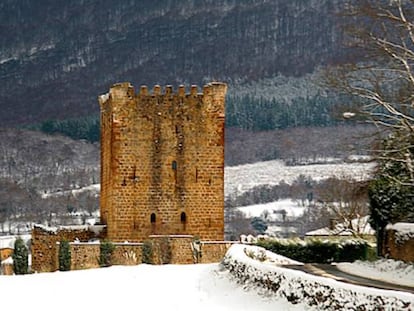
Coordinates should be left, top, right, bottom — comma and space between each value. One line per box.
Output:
112, 243, 143, 265
0, 248, 13, 262
69, 243, 100, 270
149, 235, 194, 264
1, 262, 13, 275
0, 249, 13, 275
199, 241, 238, 264
384, 229, 414, 262
99, 82, 227, 243
149, 235, 235, 264
31, 225, 106, 272
66, 242, 143, 269
170, 236, 195, 264
33, 227, 235, 271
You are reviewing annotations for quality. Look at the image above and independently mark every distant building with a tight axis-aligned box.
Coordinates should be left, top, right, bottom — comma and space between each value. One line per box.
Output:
305, 216, 375, 242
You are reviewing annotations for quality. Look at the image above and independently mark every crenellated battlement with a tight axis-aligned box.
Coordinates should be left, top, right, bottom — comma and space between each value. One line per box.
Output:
98, 81, 227, 243
99, 82, 227, 105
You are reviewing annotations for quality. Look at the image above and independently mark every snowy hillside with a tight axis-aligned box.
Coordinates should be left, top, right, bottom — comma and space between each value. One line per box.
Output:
42, 159, 375, 200
225, 159, 375, 198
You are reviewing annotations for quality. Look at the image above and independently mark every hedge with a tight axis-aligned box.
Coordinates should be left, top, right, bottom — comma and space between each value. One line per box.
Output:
256, 238, 371, 263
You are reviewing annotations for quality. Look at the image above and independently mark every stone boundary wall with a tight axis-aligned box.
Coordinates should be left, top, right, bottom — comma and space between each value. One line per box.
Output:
65, 242, 143, 270
149, 235, 194, 264
222, 244, 413, 310
149, 235, 237, 264
112, 243, 143, 265
199, 241, 238, 263
68, 242, 100, 270
33, 226, 237, 271
63, 236, 235, 269
31, 225, 106, 272
1, 262, 13, 275
384, 223, 414, 262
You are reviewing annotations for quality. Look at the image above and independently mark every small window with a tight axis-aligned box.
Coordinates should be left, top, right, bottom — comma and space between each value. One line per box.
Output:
180, 212, 187, 223
150, 213, 156, 223
172, 160, 177, 170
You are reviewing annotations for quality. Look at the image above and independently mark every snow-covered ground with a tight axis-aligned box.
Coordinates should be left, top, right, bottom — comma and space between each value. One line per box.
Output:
0, 263, 303, 311
237, 199, 306, 219
1, 245, 413, 310
41, 183, 100, 199
225, 159, 375, 197
336, 260, 414, 287
224, 244, 414, 310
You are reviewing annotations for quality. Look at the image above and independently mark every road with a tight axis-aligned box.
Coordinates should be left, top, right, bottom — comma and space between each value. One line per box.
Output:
284, 264, 414, 294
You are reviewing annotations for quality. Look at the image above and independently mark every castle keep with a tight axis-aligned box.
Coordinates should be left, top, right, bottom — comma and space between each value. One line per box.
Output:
99, 82, 227, 242
31, 82, 230, 272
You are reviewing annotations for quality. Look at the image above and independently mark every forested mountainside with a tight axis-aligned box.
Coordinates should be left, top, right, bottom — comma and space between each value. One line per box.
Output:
0, 0, 347, 127
0, 128, 99, 191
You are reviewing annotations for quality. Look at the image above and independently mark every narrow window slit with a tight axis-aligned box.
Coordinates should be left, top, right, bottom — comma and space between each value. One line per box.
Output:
150, 213, 156, 223
180, 212, 187, 223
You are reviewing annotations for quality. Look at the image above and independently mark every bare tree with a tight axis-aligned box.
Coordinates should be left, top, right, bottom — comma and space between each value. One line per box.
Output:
326, 0, 414, 186
315, 177, 370, 236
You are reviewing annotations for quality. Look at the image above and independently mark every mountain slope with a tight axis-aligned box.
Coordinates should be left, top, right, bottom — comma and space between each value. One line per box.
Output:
0, 0, 346, 126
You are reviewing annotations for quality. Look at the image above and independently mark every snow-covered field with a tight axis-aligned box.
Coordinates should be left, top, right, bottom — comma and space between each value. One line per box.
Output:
224, 159, 375, 197
38, 159, 375, 201
237, 199, 306, 220
1, 245, 413, 311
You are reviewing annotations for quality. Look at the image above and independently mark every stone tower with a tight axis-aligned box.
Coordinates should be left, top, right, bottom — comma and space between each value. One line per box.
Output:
98, 82, 227, 242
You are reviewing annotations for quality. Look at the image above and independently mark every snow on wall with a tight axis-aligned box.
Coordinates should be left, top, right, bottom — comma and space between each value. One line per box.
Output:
386, 223, 414, 244
221, 244, 414, 310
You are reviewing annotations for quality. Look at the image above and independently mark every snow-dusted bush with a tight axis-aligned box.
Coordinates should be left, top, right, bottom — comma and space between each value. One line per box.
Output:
221, 244, 414, 310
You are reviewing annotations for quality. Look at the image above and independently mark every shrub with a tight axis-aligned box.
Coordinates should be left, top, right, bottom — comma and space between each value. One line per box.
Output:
142, 240, 153, 264
12, 237, 29, 274
58, 239, 71, 271
337, 240, 369, 262
99, 240, 115, 267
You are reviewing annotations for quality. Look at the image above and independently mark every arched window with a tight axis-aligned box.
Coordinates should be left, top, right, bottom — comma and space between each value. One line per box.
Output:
180, 212, 187, 223
150, 213, 156, 224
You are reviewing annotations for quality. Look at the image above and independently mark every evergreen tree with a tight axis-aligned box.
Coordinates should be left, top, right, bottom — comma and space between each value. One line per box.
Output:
99, 240, 115, 267
251, 217, 268, 234
12, 237, 28, 275
58, 239, 71, 271
368, 135, 414, 255
38, 115, 100, 143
